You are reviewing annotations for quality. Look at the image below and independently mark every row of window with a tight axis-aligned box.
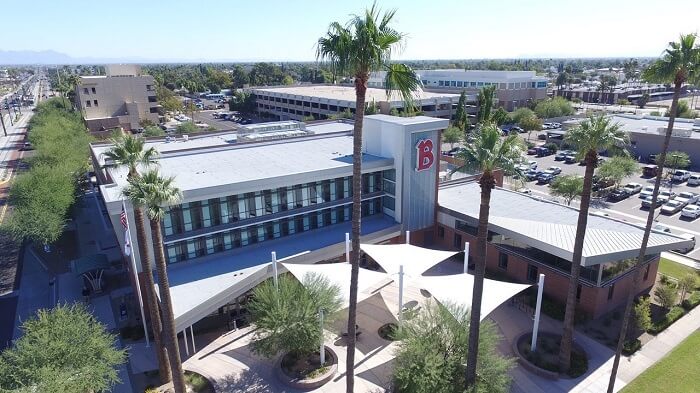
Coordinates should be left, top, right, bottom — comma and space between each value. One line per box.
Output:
256, 95, 353, 111
162, 172, 387, 236
164, 198, 383, 264
430, 80, 547, 89
82, 87, 97, 95
85, 100, 99, 108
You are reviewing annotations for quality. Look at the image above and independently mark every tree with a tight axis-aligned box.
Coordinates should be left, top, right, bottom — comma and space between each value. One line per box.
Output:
623, 59, 639, 85
608, 33, 700, 393
104, 134, 171, 383
491, 107, 509, 126
654, 283, 678, 309
510, 107, 536, 125
665, 100, 698, 118
519, 115, 542, 141
175, 121, 199, 134
476, 85, 496, 124
454, 91, 468, 130
143, 125, 165, 137
365, 100, 379, 115
392, 301, 514, 393
123, 170, 185, 393
556, 72, 569, 90
638, 92, 650, 108
249, 273, 342, 358
442, 126, 462, 149
231, 65, 250, 88
282, 75, 294, 85
677, 274, 698, 302
453, 124, 524, 387
316, 5, 421, 391
0, 303, 126, 392
597, 156, 638, 188
534, 97, 575, 119
550, 175, 584, 205
559, 115, 628, 373
633, 297, 652, 333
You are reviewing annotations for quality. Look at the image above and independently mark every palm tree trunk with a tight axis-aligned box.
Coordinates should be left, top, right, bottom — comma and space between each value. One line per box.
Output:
559, 151, 596, 372
150, 218, 186, 393
607, 79, 683, 392
346, 74, 367, 393
465, 172, 495, 387
133, 207, 172, 383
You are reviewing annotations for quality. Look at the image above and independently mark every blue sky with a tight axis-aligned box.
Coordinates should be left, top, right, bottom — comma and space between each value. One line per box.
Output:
4, 0, 700, 61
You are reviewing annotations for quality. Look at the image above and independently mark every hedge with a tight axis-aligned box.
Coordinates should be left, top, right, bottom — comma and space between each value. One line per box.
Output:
681, 291, 700, 311
622, 339, 642, 356
649, 306, 685, 335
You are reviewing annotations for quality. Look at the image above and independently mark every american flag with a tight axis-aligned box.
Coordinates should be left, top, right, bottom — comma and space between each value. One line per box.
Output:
121, 201, 132, 256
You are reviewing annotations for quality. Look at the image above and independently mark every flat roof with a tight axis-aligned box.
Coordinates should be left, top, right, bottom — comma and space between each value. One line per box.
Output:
250, 85, 459, 104
438, 182, 692, 265
610, 115, 700, 139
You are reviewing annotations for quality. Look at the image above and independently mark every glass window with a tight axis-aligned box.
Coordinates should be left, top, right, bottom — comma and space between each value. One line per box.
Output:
439, 80, 444, 86
498, 252, 508, 270
607, 284, 615, 300
453, 233, 462, 249
457, 81, 463, 87
182, 203, 194, 232
382, 196, 395, 211
527, 264, 538, 283
451, 81, 457, 87
438, 226, 445, 239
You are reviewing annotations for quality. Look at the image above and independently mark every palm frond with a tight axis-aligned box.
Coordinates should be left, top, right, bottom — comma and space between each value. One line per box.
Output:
384, 63, 420, 111
122, 169, 181, 221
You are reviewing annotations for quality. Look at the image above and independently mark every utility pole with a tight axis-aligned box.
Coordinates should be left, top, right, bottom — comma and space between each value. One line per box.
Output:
0, 110, 6, 137
4, 99, 13, 126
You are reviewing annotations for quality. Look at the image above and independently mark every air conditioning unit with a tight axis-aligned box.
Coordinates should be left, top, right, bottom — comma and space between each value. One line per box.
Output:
183, 134, 189, 141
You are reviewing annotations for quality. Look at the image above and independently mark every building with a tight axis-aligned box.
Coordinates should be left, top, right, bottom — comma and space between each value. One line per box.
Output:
75, 65, 160, 135
248, 84, 470, 121
90, 115, 690, 333
554, 83, 681, 105
610, 114, 700, 169
370, 70, 549, 111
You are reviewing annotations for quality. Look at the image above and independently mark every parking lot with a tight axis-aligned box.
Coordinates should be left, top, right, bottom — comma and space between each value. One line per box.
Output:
509, 141, 700, 257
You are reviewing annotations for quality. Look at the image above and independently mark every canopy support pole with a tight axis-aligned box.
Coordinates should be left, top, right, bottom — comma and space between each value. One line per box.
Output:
463, 242, 470, 273
190, 325, 196, 353
531, 273, 545, 352
319, 309, 325, 365
405, 230, 410, 245
398, 264, 404, 325
345, 233, 350, 262
183, 330, 189, 356
271, 251, 278, 290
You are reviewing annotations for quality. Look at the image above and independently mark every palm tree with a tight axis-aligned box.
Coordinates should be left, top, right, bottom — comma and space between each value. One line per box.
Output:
123, 170, 186, 393
104, 135, 172, 383
316, 5, 421, 391
558, 115, 628, 372
608, 33, 700, 393
453, 124, 524, 387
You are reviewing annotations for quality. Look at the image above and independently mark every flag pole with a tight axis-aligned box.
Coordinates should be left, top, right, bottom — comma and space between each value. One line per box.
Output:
123, 200, 150, 347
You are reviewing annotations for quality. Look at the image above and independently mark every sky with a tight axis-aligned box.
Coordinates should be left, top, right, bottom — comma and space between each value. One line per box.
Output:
2, 0, 700, 62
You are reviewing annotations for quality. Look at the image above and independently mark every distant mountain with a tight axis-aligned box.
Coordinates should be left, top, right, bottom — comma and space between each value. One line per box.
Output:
0, 50, 78, 65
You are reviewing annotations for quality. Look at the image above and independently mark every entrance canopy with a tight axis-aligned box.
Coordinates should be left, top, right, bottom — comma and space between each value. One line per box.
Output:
71, 254, 110, 276
360, 243, 458, 279
282, 262, 390, 309
420, 273, 532, 321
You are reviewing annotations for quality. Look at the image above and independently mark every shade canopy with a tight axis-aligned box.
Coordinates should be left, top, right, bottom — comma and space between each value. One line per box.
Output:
71, 254, 111, 276
360, 243, 458, 279
420, 273, 533, 321
282, 262, 389, 309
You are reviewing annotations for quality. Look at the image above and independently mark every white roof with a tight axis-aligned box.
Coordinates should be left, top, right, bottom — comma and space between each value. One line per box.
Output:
360, 243, 458, 280
251, 85, 459, 105
420, 273, 532, 321
439, 182, 693, 265
282, 262, 389, 309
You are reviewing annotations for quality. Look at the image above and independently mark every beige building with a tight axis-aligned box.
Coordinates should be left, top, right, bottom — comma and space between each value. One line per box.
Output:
75, 65, 160, 134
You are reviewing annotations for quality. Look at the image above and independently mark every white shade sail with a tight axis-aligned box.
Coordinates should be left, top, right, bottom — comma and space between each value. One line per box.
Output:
360, 243, 458, 280
282, 262, 389, 309
420, 273, 533, 321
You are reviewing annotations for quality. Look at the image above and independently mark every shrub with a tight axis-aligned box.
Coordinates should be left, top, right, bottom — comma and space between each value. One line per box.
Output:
175, 121, 199, 134
534, 97, 575, 119
678, 274, 698, 302
634, 297, 652, 333
622, 339, 641, 356
654, 283, 678, 310
649, 306, 685, 334
544, 143, 558, 153
681, 291, 700, 311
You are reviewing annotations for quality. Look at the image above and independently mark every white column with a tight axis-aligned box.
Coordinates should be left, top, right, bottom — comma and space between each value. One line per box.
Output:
345, 232, 350, 262
405, 230, 410, 245
183, 330, 189, 356
319, 309, 325, 365
190, 325, 196, 353
398, 265, 404, 325
531, 274, 545, 352
463, 242, 470, 274
271, 251, 278, 290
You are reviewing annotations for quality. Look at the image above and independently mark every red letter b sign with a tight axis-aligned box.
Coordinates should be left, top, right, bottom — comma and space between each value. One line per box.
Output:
415, 139, 434, 172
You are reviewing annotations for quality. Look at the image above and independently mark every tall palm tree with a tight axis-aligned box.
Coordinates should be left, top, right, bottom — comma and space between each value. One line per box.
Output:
558, 115, 628, 372
124, 170, 186, 393
316, 5, 421, 392
453, 124, 524, 387
608, 33, 700, 393
104, 135, 172, 383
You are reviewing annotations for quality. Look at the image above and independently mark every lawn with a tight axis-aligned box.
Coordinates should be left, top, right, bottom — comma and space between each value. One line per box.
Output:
621, 330, 700, 393
658, 258, 698, 281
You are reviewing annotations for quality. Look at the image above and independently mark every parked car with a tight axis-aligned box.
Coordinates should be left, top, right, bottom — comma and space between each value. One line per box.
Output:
622, 182, 642, 195
639, 186, 656, 199
674, 233, 696, 253
642, 164, 659, 178
525, 169, 543, 181
564, 154, 577, 164
681, 204, 700, 219
608, 188, 631, 201
537, 173, 555, 184
527, 147, 537, 155
542, 122, 554, 129
651, 222, 671, 233
535, 147, 551, 157
676, 192, 699, 206
546, 166, 562, 175
672, 170, 691, 183
688, 174, 700, 186
659, 189, 676, 200
537, 134, 547, 140
511, 126, 525, 133
554, 150, 572, 161
661, 200, 685, 215
551, 122, 561, 128
641, 195, 668, 208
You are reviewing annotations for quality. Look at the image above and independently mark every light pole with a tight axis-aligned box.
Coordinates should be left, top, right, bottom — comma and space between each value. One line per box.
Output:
0, 109, 6, 137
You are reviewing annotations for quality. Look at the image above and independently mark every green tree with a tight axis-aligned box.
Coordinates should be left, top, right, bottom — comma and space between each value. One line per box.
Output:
143, 125, 165, 137
249, 273, 342, 359
597, 156, 638, 188
550, 175, 584, 205
519, 115, 542, 141
677, 274, 698, 302
638, 92, 650, 108
231, 65, 250, 88
560, 115, 628, 373
491, 107, 509, 126
454, 91, 468, 130
665, 100, 698, 118
123, 170, 185, 393
0, 303, 126, 392
453, 124, 524, 387
442, 126, 462, 149
392, 301, 514, 393
556, 72, 569, 90
510, 107, 536, 124
534, 97, 575, 119
654, 283, 678, 310
282, 75, 294, 85
633, 297, 652, 333
175, 121, 199, 134
365, 100, 379, 115
104, 134, 171, 383
316, 6, 421, 391
476, 85, 496, 124
609, 33, 700, 393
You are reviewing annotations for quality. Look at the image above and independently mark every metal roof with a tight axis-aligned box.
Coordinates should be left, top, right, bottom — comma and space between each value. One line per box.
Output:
438, 182, 693, 266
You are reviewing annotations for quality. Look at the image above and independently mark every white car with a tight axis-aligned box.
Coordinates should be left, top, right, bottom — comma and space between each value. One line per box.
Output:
675, 192, 699, 206
546, 166, 562, 175
672, 170, 691, 182
623, 182, 642, 195
527, 160, 538, 169
688, 174, 700, 186
681, 204, 700, 219
660, 200, 684, 215
639, 186, 655, 199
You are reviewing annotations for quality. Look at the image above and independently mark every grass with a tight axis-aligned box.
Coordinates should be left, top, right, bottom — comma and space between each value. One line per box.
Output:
184, 371, 214, 393
658, 258, 698, 281
621, 330, 700, 393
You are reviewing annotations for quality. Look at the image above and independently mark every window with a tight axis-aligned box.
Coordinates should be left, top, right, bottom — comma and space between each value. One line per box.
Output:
438, 226, 445, 239
83, 88, 89, 94
457, 81, 463, 87
498, 252, 508, 270
85, 100, 91, 107
576, 284, 582, 302
643, 264, 651, 281
93, 100, 98, 107
149, 107, 159, 113
439, 80, 444, 86
453, 233, 462, 249
527, 264, 538, 283
91, 87, 96, 94
148, 96, 157, 103
607, 284, 615, 300
451, 81, 457, 87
